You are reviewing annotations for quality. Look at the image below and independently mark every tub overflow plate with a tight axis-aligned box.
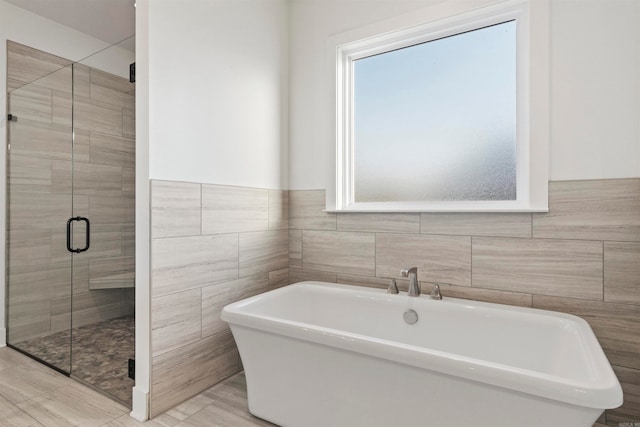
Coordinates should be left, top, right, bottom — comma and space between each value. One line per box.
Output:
403, 309, 418, 325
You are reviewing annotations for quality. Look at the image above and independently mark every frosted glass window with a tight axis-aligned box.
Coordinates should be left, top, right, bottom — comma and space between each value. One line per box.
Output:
353, 21, 516, 203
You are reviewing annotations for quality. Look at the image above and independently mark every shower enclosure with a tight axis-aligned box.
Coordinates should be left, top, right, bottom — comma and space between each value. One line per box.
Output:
5, 38, 135, 405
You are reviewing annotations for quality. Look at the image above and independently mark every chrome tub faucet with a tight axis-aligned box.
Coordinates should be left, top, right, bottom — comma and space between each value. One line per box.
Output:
401, 267, 420, 297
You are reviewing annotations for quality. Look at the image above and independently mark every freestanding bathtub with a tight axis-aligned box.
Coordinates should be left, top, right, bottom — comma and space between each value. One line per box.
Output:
221, 281, 622, 427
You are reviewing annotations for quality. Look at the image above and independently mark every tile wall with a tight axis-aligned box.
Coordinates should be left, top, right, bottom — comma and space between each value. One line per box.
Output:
6, 41, 135, 344
149, 180, 288, 416
288, 178, 640, 425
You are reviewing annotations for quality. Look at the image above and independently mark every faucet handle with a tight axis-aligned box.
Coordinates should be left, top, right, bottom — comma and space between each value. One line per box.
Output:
430, 283, 443, 300
387, 278, 399, 294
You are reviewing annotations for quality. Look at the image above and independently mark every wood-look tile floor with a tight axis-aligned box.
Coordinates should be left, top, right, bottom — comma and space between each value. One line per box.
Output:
0, 347, 612, 427
0, 347, 273, 427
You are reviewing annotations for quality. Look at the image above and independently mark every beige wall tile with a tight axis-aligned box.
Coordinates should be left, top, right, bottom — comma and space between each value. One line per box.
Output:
437, 283, 532, 307
289, 229, 302, 267
7, 41, 71, 88
337, 213, 420, 233
151, 332, 239, 417
288, 267, 337, 284
123, 108, 135, 138
52, 160, 123, 196
74, 97, 123, 136
9, 192, 72, 231
90, 69, 135, 109
473, 237, 603, 300
8, 230, 51, 268
268, 268, 289, 289
533, 179, 640, 241
152, 289, 202, 356
122, 168, 135, 195
201, 276, 269, 339
289, 190, 336, 230
151, 181, 201, 238
8, 154, 52, 193
152, 234, 239, 297
336, 273, 410, 292
89, 194, 135, 225
88, 256, 134, 286
605, 242, 640, 305
239, 230, 288, 278
8, 84, 52, 124
303, 231, 375, 276
90, 133, 135, 168
376, 234, 471, 286
9, 119, 72, 161
52, 90, 71, 126
532, 295, 640, 370
607, 365, 640, 423
202, 185, 268, 234
421, 212, 532, 237
73, 64, 91, 98
268, 190, 289, 230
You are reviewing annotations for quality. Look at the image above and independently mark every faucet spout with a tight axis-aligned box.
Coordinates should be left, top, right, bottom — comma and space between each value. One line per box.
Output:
401, 267, 420, 297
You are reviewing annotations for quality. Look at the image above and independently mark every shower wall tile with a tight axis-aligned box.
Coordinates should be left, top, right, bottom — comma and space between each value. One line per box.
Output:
8, 84, 52, 124
202, 185, 269, 234
73, 97, 123, 136
52, 160, 123, 196
337, 212, 420, 233
152, 289, 202, 356
151, 332, 239, 417
7, 154, 51, 193
90, 133, 135, 168
533, 178, 640, 241
532, 295, 640, 370
268, 190, 289, 230
604, 242, 640, 305
289, 190, 336, 230
239, 230, 289, 278
90, 69, 135, 110
122, 225, 135, 257
201, 275, 269, 339
9, 119, 73, 161
6, 41, 71, 88
375, 234, 471, 286
303, 231, 375, 276
421, 212, 532, 237
88, 256, 135, 288
73, 64, 91, 99
51, 91, 71, 126
335, 273, 408, 291
9, 192, 72, 230
151, 181, 201, 238
288, 267, 337, 284
122, 168, 135, 194
89, 194, 135, 225
152, 234, 239, 297
473, 237, 603, 300
123, 108, 135, 138
8, 230, 51, 267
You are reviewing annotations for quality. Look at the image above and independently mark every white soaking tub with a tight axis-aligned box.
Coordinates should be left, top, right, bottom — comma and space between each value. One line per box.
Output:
221, 281, 622, 427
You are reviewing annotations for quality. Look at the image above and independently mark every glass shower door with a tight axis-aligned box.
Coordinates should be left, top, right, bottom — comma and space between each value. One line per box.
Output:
6, 56, 74, 374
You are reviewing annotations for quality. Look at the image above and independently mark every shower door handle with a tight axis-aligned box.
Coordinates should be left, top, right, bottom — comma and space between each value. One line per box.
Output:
66, 216, 90, 253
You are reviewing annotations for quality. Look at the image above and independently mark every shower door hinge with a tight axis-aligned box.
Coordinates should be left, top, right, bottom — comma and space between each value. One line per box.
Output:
129, 62, 135, 83
128, 358, 135, 380
7, 114, 17, 122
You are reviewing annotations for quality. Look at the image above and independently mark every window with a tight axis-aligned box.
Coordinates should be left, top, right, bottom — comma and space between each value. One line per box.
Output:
330, 0, 549, 212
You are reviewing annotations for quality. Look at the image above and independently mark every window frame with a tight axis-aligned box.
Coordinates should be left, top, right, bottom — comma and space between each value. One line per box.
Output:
328, 0, 549, 212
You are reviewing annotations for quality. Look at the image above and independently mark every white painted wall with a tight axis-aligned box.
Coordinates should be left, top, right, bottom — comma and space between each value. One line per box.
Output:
288, 0, 640, 190
147, 0, 289, 190
0, 0, 134, 346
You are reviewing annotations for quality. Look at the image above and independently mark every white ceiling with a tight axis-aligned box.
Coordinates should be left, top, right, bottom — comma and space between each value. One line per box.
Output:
4, 0, 135, 45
